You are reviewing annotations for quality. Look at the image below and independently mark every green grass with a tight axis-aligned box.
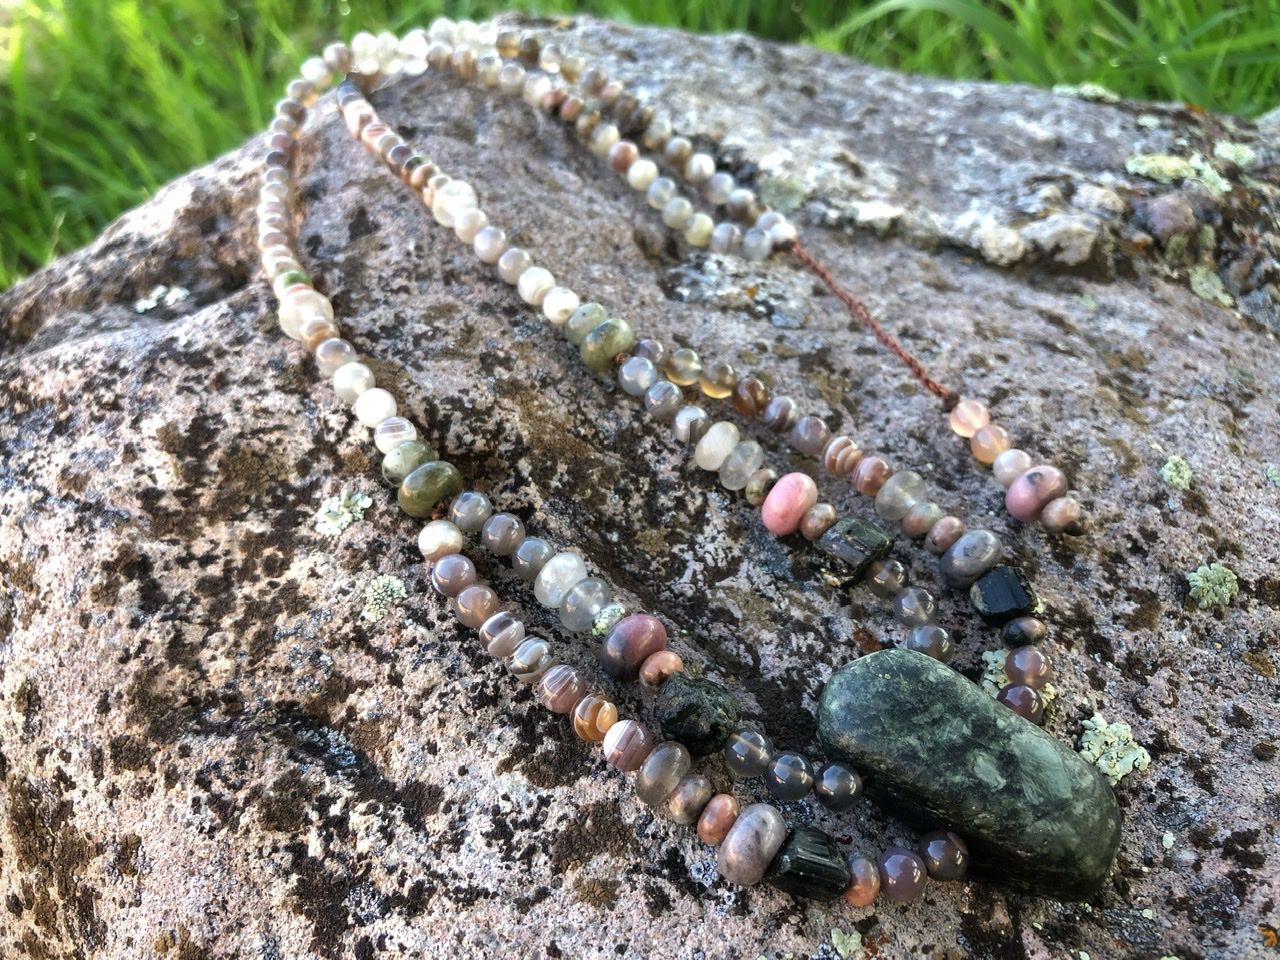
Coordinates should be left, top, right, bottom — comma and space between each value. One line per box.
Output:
2, 0, 1278, 289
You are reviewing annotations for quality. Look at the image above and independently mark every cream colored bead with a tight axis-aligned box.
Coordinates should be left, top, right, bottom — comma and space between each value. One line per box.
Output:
626, 158, 658, 191
278, 288, 333, 340
589, 123, 620, 157
694, 421, 741, 471
522, 73, 552, 107
473, 226, 508, 264
542, 287, 580, 327
419, 520, 464, 562
300, 57, 332, 86
684, 153, 715, 185
517, 266, 556, 306
684, 213, 714, 247
353, 387, 397, 427
431, 180, 477, 228
333, 362, 375, 403
373, 416, 418, 454
455, 208, 489, 244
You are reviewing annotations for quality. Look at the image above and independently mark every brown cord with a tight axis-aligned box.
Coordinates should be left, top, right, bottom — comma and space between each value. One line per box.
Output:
788, 240, 959, 410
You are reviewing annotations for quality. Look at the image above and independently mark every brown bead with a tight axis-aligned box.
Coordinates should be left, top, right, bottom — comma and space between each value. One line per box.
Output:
800, 502, 838, 541
572, 694, 618, 742
901, 501, 944, 539
451, 583, 498, 628
517, 34, 541, 66
664, 774, 713, 825
1041, 496, 1087, 535
1005, 647, 1054, 688
537, 664, 586, 714
844, 854, 881, 907
919, 830, 969, 881
731, 376, 769, 416
607, 140, 638, 173
852, 456, 892, 496
744, 467, 778, 507
639, 650, 685, 688
663, 136, 693, 167
699, 358, 737, 399
299, 318, 340, 352
878, 847, 927, 903
997, 683, 1045, 724
603, 719, 654, 772
762, 396, 799, 432
431, 554, 476, 598
697, 793, 741, 845
924, 515, 965, 555
559, 94, 584, 122
822, 435, 862, 475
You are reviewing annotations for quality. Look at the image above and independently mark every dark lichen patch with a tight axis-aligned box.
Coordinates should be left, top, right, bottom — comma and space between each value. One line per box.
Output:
572, 876, 621, 910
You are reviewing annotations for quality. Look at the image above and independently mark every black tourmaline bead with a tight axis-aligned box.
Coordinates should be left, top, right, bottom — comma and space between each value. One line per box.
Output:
653, 674, 740, 758
970, 565, 1038, 626
811, 517, 892, 588
766, 827, 852, 901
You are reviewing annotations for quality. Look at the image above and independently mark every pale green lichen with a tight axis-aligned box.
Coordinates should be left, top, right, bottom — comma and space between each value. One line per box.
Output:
1188, 264, 1234, 307
362, 574, 408, 623
1053, 82, 1119, 103
1161, 831, 1175, 850
1159, 455, 1193, 490
1213, 140, 1257, 169
831, 928, 863, 958
1079, 713, 1152, 785
1186, 562, 1239, 610
757, 174, 807, 213
316, 489, 373, 535
134, 284, 190, 313
1136, 114, 1162, 129
1125, 152, 1230, 194
1265, 464, 1280, 488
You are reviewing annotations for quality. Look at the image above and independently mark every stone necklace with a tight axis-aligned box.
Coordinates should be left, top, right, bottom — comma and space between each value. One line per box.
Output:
254, 20, 1122, 904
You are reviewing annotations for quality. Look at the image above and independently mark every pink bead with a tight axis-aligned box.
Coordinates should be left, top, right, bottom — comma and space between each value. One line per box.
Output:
948, 398, 990, 438
760, 472, 819, 535
970, 424, 1011, 464
1005, 465, 1069, 523
993, 449, 1033, 487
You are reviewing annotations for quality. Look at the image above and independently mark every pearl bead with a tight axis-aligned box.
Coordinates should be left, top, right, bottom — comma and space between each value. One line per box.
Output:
431, 179, 477, 228
454, 207, 488, 244
497, 247, 532, 284
473, 225, 508, 264
353, 387, 397, 427
541, 286, 580, 326
517, 266, 556, 306
948, 398, 990, 438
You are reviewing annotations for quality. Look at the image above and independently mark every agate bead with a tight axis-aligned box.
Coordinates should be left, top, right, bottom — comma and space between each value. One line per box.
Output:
971, 424, 1011, 464
874, 470, 925, 521
508, 637, 554, 684
644, 380, 683, 421
512, 536, 556, 581
901, 501, 944, 540
353, 387, 397, 427
618, 356, 658, 396
479, 611, 525, 658
762, 396, 798, 432
666, 347, 702, 386
766, 751, 815, 801
760, 472, 819, 536
537, 664, 586, 714
418, 519, 463, 562
993, 448, 1033, 487
878, 847, 927, 903
903, 624, 954, 662
725, 728, 773, 778
1001, 616, 1047, 647
919, 830, 969, 881
744, 468, 777, 506
697, 794, 740, 845
822, 435, 862, 475
449, 490, 492, 534
731, 376, 769, 416
639, 650, 684, 688
672, 405, 710, 444
572, 694, 618, 742
789, 415, 831, 457
852, 456, 892, 496
603, 719, 654, 772
373, 416, 417, 455
315, 337, 357, 375
814, 763, 862, 812
1005, 647, 1054, 689
451, 583, 499, 628
717, 804, 786, 886
559, 577, 611, 631
694, 421, 740, 471
844, 855, 881, 907
948, 398, 990, 438
665, 775, 713, 825
333, 362, 375, 403
893, 587, 937, 626
699, 358, 737, 399
866, 559, 907, 599
939, 530, 1003, 588
431, 554, 476, 598
924, 516, 965, 556
997, 683, 1045, 723
799, 502, 838, 541
481, 513, 525, 556
601, 613, 667, 680
1041, 495, 1086, 535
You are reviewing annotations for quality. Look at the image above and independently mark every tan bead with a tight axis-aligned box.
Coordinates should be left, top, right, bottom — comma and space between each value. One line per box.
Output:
697, 793, 741, 845
800, 502, 838, 541
731, 376, 769, 416
451, 583, 499, 629
925, 516, 966, 556
993, 448, 1034, 487
845, 854, 881, 907
572, 694, 618, 742
949, 398, 990, 438
300, 318, 341, 352
822, 435, 862, 475
607, 140, 638, 173
667, 347, 702, 387
852, 456, 892, 496
698, 358, 737, 399
639, 650, 685, 688
970, 424, 1011, 464
537, 665, 586, 714
1040, 496, 1087, 535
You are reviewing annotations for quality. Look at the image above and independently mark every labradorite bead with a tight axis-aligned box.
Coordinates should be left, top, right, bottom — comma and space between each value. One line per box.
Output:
565, 301, 607, 345
940, 530, 1003, 588
767, 827, 852, 901
653, 673, 740, 758
382, 440, 436, 486
398, 461, 463, 518
580, 317, 636, 374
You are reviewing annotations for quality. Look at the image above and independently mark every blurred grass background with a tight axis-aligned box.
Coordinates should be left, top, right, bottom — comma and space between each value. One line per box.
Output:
2, 0, 1278, 289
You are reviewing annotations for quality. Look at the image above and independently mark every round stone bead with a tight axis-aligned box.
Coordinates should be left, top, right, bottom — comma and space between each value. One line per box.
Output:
479, 611, 525, 658
473, 225, 508, 264
823, 435, 862, 475
517, 266, 556, 306
572, 694, 618, 742
725, 728, 773, 778
948, 398, 990, 438
497, 247, 532, 284
717, 804, 786, 887
618, 356, 658, 396
789, 415, 831, 457
537, 665, 586, 714
431, 179, 477, 228
761, 472, 819, 536
512, 536, 555, 581
559, 577, 611, 631
1001, 616, 1047, 647
684, 153, 716, 184
315, 337, 358, 376
373, 417, 417, 455
481, 513, 525, 556
694, 421, 740, 471
601, 613, 667, 680
1041, 496, 1086, 535
901, 501, 944, 539
541, 287, 580, 326
766, 752, 815, 801
762, 396, 799, 432
741, 228, 772, 260
697, 794, 740, 845
666, 347, 702, 386
844, 855, 881, 907
635, 741, 690, 806
639, 650, 684, 688
451, 583, 499, 628
744, 468, 778, 506
665, 774, 713, 825
672, 405, 710, 444
418, 519, 463, 562
448, 490, 492, 534
852, 456, 892, 496
607, 139, 638, 172
709, 222, 741, 254
581, 317, 636, 374
399, 461, 464, 519
644, 380, 683, 421
903, 624, 954, 661
684, 213, 714, 246
866, 559, 907, 599
878, 847, 927, 903
719, 441, 765, 491
279, 288, 333, 340
699, 358, 737, 399
1005, 647, 1054, 688
924, 516, 966, 555
565, 302, 607, 345
919, 830, 969, 881
971, 423, 1011, 464
799, 502, 838, 541
997, 683, 1045, 723
603, 719, 654, 772
646, 176, 677, 210
705, 171, 735, 205
732, 376, 769, 417
508, 637, 554, 684
939, 530, 1003, 588
662, 197, 694, 230
814, 763, 863, 812
353, 387, 397, 427
893, 587, 937, 626
993, 448, 1034, 487
454, 208, 488, 244
383, 440, 435, 486
874, 471, 925, 521
626, 157, 658, 190
534, 552, 589, 608
431, 554, 476, 598
1006, 465, 1069, 522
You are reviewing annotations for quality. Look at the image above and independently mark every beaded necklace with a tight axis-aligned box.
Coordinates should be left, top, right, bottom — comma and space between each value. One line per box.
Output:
255, 20, 1099, 906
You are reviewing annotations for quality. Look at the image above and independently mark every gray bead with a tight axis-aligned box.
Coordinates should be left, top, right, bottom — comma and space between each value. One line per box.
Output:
709, 222, 741, 254
814, 762, 863, 812
742, 227, 772, 260
789, 415, 830, 457
635, 741, 690, 806
646, 176, 676, 209
672, 404, 709, 444
893, 586, 937, 626
644, 380, 683, 421
719, 441, 765, 491
481, 512, 525, 556
725, 728, 773, 778
512, 536, 555, 581
717, 803, 786, 887
867, 558, 907, 599
766, 751, 815, 801
939, 529, 1004, 588
559, 576, 612, 631
706, 171, 735, 205
903, 624, 954, 661
507, 637, 553, 683
618, 356, 657, 396
874, 471, 925, 521
449, 490, 492, 534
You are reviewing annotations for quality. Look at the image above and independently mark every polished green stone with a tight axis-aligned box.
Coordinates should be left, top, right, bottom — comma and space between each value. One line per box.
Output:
817, 649, 1121, 900
381, 440, 437, 487
398, 460, 463, 519
565, 302, 608, 345
580, 317, 636, 374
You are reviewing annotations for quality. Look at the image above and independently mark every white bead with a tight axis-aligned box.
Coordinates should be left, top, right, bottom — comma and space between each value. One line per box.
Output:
300, 57, 331, 86
351, 31, 380, 75
542, 287, 580, 326
589, 124, 619, 157
627, 158, 658, 191
432, 180, 477, 228
684, 213, 714, 247
428, 17, 456, 43
418, 520, 464, 562
353, 387, 397, 427
694, 421, 741, 471
768, 219, 798, 245
742, 228, 773, 261
473, 226, 508, 264
278, 289, 333, 340
376, 31, 402, 73
684, 153, 716, 185
333, 362, 375, 403
522, 73, 552, 107
706, 172, 735, 206
399, 29, 429, 75
517, 266, 556, 306
498, 63, 525, 95
534, 552, 589, 608
455, 208, 489, 244
374, 416, 418, 454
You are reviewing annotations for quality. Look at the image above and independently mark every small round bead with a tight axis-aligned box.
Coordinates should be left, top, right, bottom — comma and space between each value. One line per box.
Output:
454, 207, 488, 244
767, 750, 815, 802
901, 501, 944, 540
694, 421, 740, 471
993, 448, 1034, 487
762, 396, 798, 432
666, 347, 702, 387
760, 472, 819, 536
697, 794, 740, 845
971, 424, 1011, 464
938, 529, 1003, 589
845, 855, 881, 907
741, 228, 772, 260
618, 356, 658, 397
559, 577, 612, 632
719, 441, 765, 491
663, 136, 692, 166
607, 140, 638, 172
431, 179, 477, 228
903, 625, 953, 661
497, 247, 532, 284
473, 226, 508, 264
684, 153, 716, 184
541, 287, 580, 326
644, 380, 683, 421
867, 559, 907, 599
920, 830, 969, 881
481, 513, 526, 556
451, 583, 499, 628
718, 804, 786, 887
517, 266, 556, 306
665, 774, 713, 825
789, 415, 831, 457
724, 728, 773, 778
448, 490, 492, 534
1006, 465, 1069, 523
418, 519, 464, 562
534, 552, 589, 608
1001, 616, 1047, 647
565, 302, 607, 345
705, 172, 735, 205
601, 613, 668, 680
699, 358, 737, 399
479, 611, 525, 658
431, 554, 476, 598
852, 456, 892, 496
573, 694, 618, 742
814, 763, 863, 812
878, 847, 928, 903
353, 387, 397, 427
684, 213, 714, 246
642, 115, 672, 150
373, 417, 417, 455
997, 683, 1045, 723
726, 188, 757, 221
731, 376, 769, 417
1005, 647, 1055, 689
646, 177, 677, 210
924, 516, 966, 556
672, 405, 710, 444
662, 197, 694, 230
603, 719, 654, 772
1041, 496, 1087, 535
948, 398, 990, 438
635, 742, 690, 806
799, 502, 838, 541
744, 467, 778, 507
822, 436, 862, 475
709, 222, 741, 254
893, 587, 937, 626
639, 650, 685, 688
512, 536, 555, 581
538, 665, 587, 714
626, 157, 658, 190
874, 471, 925, 521
508, 637, 554, 684
315, 337, 357, 375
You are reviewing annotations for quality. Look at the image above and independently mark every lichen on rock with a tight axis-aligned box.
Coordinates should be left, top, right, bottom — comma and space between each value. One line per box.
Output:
1079, 713, 1152, 785
1185, 562, 1240, 610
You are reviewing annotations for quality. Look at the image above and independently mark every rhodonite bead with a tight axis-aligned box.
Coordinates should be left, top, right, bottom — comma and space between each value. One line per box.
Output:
1006, 464, 1069, 522
1041, 496, 1087, 535
814, 762, 863, 812
559, 576, 611, 631
418, 519, 463, 562
878, 847, 928, 903
799, 502, 838, 541
639, 650, 684, 688
603, 719, 654, 772
431, 554, 476, 598
867, 559, 907, 599
1001, 616, 1047, 647
852, 456, 892, 496
601, 613, 668, 680
573, 694, 618, 742
333, 362, 375, 402
948, 398, 990, 438
399, 461, 464, 518
1005, 647, 1054, 688
731, 376, 769, 416
903, 624, 954, 661
449, 490, 492, 534
666, 347, 702, 386
697, 794, 740, 845
997, 683, 1045, 723
767, 827, 852, 901
373, 416, 417, 455
845, 855, 881, 907
512, 536, 555, 581
924, 515, 965, 555
718, 804, 787, 887
789, 415, 831, 457
384, 440, 436, 486
766, 752, 815, 801
811, 517, 892, 587
618, 356, 658, 396
635, 741, 690, 806
644, 380, 683, 421
744, 468, 778, 506
719, 441, 765, 490
534, 552, 589, 608
451, 583, 499, 628
725, 728, 773, 778
353, 387, 397, 427
939, 530, 1003, 588
894, 587, 937, 626
822, 435, 862, 475
694, 421, 740, 471
762, 396, 798, 432
920, 830, 969, 881
479, 611, 525, 658
508, 637, 554, 684
761, 472, 819, 535
565, 302, 607, 345
971, 423, 1011, 464
672, 405, 710, 444
665, 774, 713, 825
874, 470, 925, 521
699, 358, 737, 399
970, 565, 1038, 626
481, 512, 525, 556
538, 665, 587, 714
901, 501, 944, 539
654, 674, 739, 758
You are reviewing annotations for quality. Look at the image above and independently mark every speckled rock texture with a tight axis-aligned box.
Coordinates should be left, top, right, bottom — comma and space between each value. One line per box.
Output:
1, 15, 1278, 960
